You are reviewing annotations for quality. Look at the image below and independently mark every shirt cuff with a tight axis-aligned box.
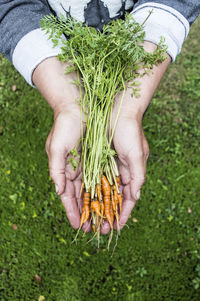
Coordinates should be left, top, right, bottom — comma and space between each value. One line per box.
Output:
12, 28, 62, 87
131, 2, 190, 61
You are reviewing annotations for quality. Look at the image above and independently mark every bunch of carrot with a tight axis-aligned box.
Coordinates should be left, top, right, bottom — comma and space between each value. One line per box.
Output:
78, 174, 122, 248
81, 175, 122, 229
41, 13, 166, 248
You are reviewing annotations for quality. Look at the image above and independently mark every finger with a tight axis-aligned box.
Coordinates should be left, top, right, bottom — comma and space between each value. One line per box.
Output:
101, 220, 110, 235
46, 129, 66, 194
142, 132, 149, 162
45, 129, 53, 157
114, 118, 146, 201
46, 125, 66, 194
60, 179, 80, 229
74, 180, 92, 232
48, 112, 81, 195
126, 146, 146, 201
74, 179, 83, 213
48, 130, 67, 195
115, 184, 136, 230
127, 132, 149, 199
118, 160, 130, 185
82, 220, 92, 233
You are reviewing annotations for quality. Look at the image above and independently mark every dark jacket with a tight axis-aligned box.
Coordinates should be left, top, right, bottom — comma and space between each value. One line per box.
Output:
0, 0, 199, 85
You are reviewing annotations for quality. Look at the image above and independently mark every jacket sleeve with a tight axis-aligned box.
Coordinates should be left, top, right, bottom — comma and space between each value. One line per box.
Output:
131, 0, 200, 61
0, 0, 62, 86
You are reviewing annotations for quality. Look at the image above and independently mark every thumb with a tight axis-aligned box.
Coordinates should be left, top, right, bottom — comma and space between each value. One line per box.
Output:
126, 148, 146, 201
46, 112, 80, 195
49, 146, 66, 195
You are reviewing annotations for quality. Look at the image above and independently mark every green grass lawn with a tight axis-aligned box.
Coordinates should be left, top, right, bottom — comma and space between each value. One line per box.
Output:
0, 18, 200, 301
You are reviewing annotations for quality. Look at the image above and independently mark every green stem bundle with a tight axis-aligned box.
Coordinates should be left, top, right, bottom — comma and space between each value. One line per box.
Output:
41, 14, 167, 245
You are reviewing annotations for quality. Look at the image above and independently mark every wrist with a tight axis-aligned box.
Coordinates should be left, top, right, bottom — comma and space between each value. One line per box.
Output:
143, 41, 157, 53
53, 102, 81, 121
121, 41, 171, 119
32, 57, 81, 113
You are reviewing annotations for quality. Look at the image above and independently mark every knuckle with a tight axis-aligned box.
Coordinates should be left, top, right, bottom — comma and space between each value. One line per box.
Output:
49, 144, 59, 156
49, 168, 56, 181
49, 143, 67, 159
134, 175, 146, 184
49, 167, 65, 180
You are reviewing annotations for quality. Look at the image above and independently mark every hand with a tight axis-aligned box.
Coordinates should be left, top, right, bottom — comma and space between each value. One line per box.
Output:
101, 41, 171, 234
46, 107, 82, 229
33, 57, 91, 231
100, 93, 149, 234
113, 104, 149, 230
46, 106, 92, 231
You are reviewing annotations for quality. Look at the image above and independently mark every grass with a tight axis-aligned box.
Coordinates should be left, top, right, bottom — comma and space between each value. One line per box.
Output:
0, 18, 200, 301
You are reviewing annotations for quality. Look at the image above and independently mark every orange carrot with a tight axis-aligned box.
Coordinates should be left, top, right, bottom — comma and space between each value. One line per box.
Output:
118, 193, 123, 214
79, 182, 85, 198
101, 175, 111, 196
116, 176, 120, 189
110, 204, 114, 225
112, 185, 118, 211
104, 197, 113, 228
111, 192, 115, 212
101, 175, 113, 228
91, 200, 103, 217
115, 177, 123, 215
96, 183, 101, 201
111, 189, 117, 213
80, 192, 90, 228
100, 201, 104, 217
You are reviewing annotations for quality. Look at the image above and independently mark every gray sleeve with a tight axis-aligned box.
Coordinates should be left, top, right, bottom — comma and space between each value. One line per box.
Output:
134, 0, 200, 25
131, 0, 199, 61
0, 0, 52, 61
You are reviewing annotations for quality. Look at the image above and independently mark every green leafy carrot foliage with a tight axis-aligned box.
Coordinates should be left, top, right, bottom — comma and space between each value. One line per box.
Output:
41, 14, 166, 197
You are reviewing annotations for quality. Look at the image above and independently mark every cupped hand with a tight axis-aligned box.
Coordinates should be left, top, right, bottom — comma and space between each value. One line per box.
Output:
101, 92, 149, 234
113, 112, 149, 229
101, 41, 171, 234
46, 107, 92, 232
33, 44, 170, 235
33, 57, 91, 231
45, 106, 82, 229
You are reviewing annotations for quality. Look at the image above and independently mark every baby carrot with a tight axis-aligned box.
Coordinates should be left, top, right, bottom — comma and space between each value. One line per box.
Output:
91, 200, 103, 218
96, 183, 101, 201
101, 175, 113, 228
80, 192, 90, 228
118, 193, 123, 214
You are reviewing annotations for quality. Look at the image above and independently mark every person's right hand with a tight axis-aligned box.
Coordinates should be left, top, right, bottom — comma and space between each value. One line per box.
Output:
46, 107, 82, 229
33, 57, 91, 232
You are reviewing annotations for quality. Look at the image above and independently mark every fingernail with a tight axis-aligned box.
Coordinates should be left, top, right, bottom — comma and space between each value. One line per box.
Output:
135, 190, 140, 200
55, 184, 59, 194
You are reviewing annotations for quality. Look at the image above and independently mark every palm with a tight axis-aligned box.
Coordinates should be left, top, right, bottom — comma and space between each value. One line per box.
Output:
46, 109, 91, 230
111, 106, 149, 230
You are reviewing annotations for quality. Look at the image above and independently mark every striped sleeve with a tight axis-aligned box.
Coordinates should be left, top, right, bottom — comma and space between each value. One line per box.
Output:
0, 0, 62, 86
131, 1, 200, 61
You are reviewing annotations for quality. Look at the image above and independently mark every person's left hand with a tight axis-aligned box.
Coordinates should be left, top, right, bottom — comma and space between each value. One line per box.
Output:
100, 41, 171, 234
101, 90, 149, 234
